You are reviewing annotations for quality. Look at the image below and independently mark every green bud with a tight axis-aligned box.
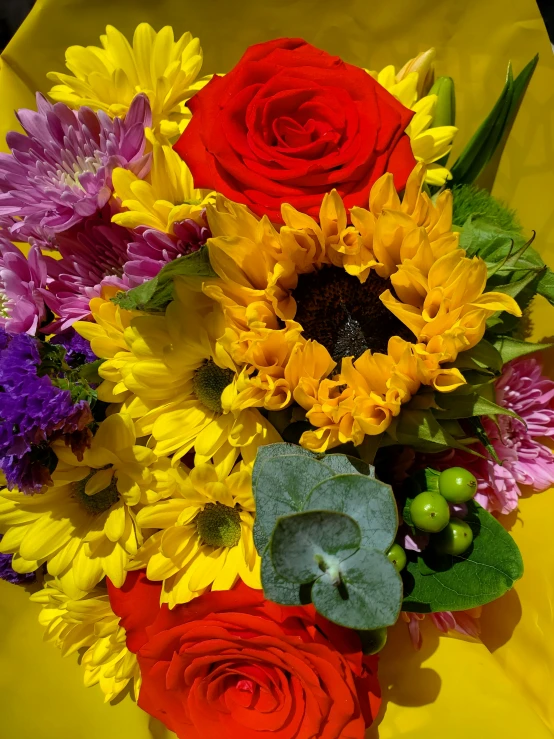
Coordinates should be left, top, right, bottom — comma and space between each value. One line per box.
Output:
430, 76, 456, 127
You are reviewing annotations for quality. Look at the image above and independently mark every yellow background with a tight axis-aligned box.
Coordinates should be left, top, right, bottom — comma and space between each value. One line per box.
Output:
1, 0, 554, 736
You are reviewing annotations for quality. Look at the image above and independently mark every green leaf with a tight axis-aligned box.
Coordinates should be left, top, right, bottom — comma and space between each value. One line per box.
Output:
451, 339, 503, 373
491, 268, 544, 301
385, 409, 470, 453
493, 336, 549, 363
306, 474, 397, 552
433, 389, 519, 421
271, 510, 361, 584
402, 501, 524, 612
537, 267, 554, 305
312, 547, 403, 630
429, 76, 455, 127
252, 445, 334, 552
322, 454, 374, 477
78, 359, 105, 384
450, 56, 537, 186
112, 247, 217, 312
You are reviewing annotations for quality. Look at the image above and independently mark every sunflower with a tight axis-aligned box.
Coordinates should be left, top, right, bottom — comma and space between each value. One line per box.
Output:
369, 49, 458, 186
111, 141, 213, 234
30, 579, 140, 702
47, 23, 210, 138
130, 457, 260, 608
0, 413, 182, 597
200, 163, 520, 453
75, 280, 280, 467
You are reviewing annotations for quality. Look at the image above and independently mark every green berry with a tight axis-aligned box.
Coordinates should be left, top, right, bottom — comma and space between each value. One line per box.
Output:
410, 492, 450, 533
359, 627, 388, 655
439, 467, 478, 503
386, 543, 407, 572
434, 518, 474, 556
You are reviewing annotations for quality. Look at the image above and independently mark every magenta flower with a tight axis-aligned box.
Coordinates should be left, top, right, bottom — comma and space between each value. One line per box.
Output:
40, 210, 132, 332
423, 357, 554, 515
0, 238, 48, 334
0, 93, 151, 244
124, 217, 210, 287
402, 610, 481, 650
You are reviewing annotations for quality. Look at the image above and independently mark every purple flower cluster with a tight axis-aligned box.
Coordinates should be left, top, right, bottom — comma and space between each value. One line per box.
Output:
0, 536, 35, 585
0, 329, 92, 493
50, 328, 97, 368
0, 94, 151, 245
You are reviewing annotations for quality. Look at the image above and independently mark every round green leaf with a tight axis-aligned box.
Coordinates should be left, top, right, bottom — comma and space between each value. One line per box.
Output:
261, 547, 303, 606
306, 474, 397, 552
271, 510, 361, 584
312, 547, 403, 630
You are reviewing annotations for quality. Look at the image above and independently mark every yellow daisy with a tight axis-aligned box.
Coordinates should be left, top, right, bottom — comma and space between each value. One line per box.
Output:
30, 579, 140, 702
369, 49, 458, 186
200, 163, 520, 453
0, 413, 182, 597
47, 23, 210, 137
111, 141, 213, 234
75, 280, 280, 467
131, 457, 260, 608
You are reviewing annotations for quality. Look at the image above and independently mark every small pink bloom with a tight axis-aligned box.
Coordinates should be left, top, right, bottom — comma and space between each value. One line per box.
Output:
0, 238, 48, 334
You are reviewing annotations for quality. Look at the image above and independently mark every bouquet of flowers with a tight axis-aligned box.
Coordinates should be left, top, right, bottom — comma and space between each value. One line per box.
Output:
1, 18, 553, 738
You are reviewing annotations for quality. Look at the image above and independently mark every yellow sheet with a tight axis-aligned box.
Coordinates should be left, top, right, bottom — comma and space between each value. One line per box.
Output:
0, 0, 553, 737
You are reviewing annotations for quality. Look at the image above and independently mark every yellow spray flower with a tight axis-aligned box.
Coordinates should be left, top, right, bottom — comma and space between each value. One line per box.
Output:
130, 457, 260, 608
0, 413, 183, 597
111, 142, 213, 234
47, 23, 209, 137
30, 579, 140, 702
75, 281, 280, 467
201, 164, 520, 453
369, 49, 457, 186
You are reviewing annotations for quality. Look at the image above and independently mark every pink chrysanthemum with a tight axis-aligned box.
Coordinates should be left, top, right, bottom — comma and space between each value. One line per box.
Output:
40, 210, 132, 332
124, 217, 210, 287
0, 238, 48, 334
402, 609, 481, 650
425, 357, 554, 514
0, 93, 151, 244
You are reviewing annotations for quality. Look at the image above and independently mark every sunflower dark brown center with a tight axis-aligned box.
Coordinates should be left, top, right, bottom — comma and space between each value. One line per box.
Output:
293, 267, 413, 362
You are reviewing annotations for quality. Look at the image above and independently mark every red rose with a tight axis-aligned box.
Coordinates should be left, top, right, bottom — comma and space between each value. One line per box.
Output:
109, 572, 381, 739
174, 37, 416, 222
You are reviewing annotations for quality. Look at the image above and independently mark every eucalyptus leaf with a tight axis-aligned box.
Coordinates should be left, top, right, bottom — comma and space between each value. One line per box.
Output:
261, 548, 303, 606
271, 510, 361, 584
312, 547, 403, 630
402, 501, 523, 612
322, 454, 374, 477
306, 474, 397, 552
252, 445, 334, 552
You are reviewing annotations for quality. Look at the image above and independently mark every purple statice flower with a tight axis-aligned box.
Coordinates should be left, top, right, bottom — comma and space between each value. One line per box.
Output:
0, 93, 152, 244
0, 536, 35, 585
0, 329, 92, 493
0, 238, 49, 334
50, 328, 96, 368
125, 217, 210, 286
422, 357, 554, 515
40, 209, 132, 331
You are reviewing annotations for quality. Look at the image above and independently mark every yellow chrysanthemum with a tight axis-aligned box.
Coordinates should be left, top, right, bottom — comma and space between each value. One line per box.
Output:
75, 281, 280, 467
369, 49, 458, 186
200, 164, 520, 452
111, 141, 213, 234
130, 457, 260, 608
0, 413, 184, 597
47, 23, 209, 137
30, 579, 140, 702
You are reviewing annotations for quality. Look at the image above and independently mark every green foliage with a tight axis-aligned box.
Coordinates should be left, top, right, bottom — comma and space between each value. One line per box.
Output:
452, 184, 522, 233
112, 247, 217, 312
449, 55, 538, 186
402, 501, 524, 612
253, 443, 402, 630
493, 336, 549, 363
